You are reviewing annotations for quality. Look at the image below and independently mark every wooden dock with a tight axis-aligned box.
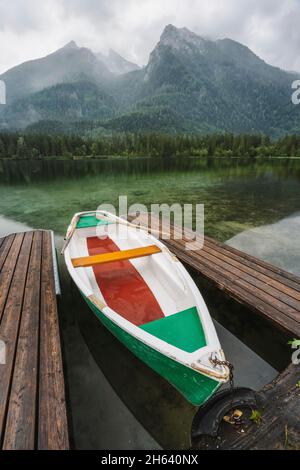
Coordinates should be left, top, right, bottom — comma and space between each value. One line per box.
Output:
128, 213, 300, 338
0, 230, 69, 450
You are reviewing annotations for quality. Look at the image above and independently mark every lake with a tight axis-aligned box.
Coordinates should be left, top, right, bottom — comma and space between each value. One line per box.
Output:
0, 156, 299, 449
1, 156, 300, 240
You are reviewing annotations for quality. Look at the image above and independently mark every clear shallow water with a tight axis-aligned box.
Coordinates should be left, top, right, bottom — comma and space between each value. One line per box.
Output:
0, 156, 299, 449
0, 156, 300, 240
227, 211, 300, 276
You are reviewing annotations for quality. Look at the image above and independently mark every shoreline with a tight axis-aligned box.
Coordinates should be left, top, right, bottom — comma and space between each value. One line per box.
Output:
1, 155, 300, 162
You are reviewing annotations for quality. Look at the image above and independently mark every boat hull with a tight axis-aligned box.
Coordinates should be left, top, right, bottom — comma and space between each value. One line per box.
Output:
84, 294, 221, 406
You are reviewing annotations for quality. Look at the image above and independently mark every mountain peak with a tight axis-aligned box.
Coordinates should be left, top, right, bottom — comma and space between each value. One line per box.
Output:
161, 24, 179, 37
150, 24, 209, 63
161, 24, 188, 41
62, 40, 79, 50
159, 24, 208, 52
161, 24, 203, 41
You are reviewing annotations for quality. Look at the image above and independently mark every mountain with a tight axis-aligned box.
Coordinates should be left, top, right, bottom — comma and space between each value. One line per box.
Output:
97, 49, 140, 75
0, 41, 111, 104
131, 24, 300, 135
0, 25, 299, 136
0, 82, 117, 130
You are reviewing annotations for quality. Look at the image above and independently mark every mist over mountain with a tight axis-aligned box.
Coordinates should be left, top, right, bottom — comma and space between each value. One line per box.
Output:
0, 41, 112, 105
0, 25, 299, 137
1, 82, 117, 130
97, 49, 140, 75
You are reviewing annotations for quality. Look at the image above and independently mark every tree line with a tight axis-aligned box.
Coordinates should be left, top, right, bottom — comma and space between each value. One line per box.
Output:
1, 132, 300, 159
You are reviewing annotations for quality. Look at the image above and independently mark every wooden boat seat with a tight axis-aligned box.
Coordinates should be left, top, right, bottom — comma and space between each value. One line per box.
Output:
72, 244, 162, 268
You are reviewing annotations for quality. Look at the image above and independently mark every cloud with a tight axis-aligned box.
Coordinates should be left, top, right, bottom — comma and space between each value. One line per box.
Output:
0, 0, 300, 74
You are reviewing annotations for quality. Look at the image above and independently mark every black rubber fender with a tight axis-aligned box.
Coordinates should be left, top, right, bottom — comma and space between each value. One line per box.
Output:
191, 387, 258, 442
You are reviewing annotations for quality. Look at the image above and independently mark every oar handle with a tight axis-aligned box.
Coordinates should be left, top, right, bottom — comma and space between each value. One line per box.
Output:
61, 215, 80, 255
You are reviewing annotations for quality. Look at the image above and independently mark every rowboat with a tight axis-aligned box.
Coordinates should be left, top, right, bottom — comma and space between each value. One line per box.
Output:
63, 211, 230, 406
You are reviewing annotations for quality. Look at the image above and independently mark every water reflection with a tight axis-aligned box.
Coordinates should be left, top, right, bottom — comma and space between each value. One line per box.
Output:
1, 156, 300, 185
227, 211, 300, 277
0, 157, 300, 242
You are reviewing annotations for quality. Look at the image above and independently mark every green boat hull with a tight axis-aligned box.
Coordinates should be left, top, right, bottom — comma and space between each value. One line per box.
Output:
84, 295, 220, 406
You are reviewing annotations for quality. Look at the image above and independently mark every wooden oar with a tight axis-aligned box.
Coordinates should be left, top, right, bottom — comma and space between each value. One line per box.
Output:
61, 214, 81, 255
72, 245, 161, 268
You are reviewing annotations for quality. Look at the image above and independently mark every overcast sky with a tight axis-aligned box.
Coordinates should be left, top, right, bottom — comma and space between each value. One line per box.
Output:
0, 0, 300, 74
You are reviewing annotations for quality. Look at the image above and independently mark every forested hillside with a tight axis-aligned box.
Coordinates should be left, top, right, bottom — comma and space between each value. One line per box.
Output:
1, 132, 300, 159
0, 25, 299, 137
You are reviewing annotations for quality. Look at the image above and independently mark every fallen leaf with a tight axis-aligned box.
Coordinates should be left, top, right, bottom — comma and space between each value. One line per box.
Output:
223, 409, 243, 425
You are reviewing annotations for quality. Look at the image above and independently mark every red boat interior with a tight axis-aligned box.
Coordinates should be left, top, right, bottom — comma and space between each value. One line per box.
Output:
87, 236, 165, 326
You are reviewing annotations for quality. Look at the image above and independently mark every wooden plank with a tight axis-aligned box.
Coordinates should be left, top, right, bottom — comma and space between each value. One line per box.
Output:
162, 220, 300, 301
162, 227, 300, 312
72, 244, 161, 268
2, 231, 42, 450
0, 232, 33, 445
161, 212, 300, 287
0, 236, 6, 251
134, 212, 300, 293
204, 236, 300, 294
0, 234, 24, 324
172, 224, 300, 295
38, 231, 69, 450
0, 235, 15, 272
206, 233, 300, 285
177, 241, 300, 315
200, 241, 300, 303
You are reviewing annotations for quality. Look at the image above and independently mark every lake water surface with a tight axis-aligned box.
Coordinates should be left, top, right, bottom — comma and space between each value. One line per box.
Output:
1, 156, 300, 240
0, 156, 299, 449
